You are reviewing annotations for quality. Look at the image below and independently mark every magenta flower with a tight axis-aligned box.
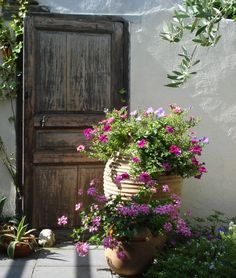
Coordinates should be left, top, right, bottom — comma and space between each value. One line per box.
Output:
169, 145, 182, 156
99, 134, 108, 143
166, 126, 174, 133
191, 136, 198, 144
117, 250, 126, 260
87, 187, 97, 196
103, 125, 111, 132
121, 172, 130, 179
83, 128, 93, 140
114, 172, 130, 187
75, 241, 89, 257
75, 203, 81, 211
137, 139, 147, 148
139, 172, 151, 183
132, 156, 141, 163
162, 184, 170, 192
191, 156, 199, 166
190, 145, 202, 155
199, 166, 207, 173
57, 215, 68, 226
162, 162, 171, 171
76, 144, 85, 152
163, 222, 173, 232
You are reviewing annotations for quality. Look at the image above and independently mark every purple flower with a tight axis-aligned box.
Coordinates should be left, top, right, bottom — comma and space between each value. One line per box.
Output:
154, 204, 176, 215
139, 172, 151, 183
145, 107, 154, 114
162, 162, 171, 172
75, 242, 89, 257
87, 187, 97, 196
169, 145, 182, 156
137, 139, 147, 148
171, 194, 182, 208
190, 145, 202, 155
57, 215, 68, 226
83, 128, 93, 140
163, 222, 173, 232
103, 236, 118, 249
176, 218, 192, 237
155, 107, 165, 118
132, 156, 141, 163
166, 126, 174, 133
114, 172, 130, 187
96, 195, 107, 203
121, 172, 130, 179
99, 134, 108, 143
162, 184, 170, 192
117, 250, 126, 260
200, 136, 209, 144
88, 216, 101, 232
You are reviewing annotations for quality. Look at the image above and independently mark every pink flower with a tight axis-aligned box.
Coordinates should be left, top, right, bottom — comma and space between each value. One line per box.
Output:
83, 128, 93, 140
99, 134, 108, 143
199, 166, 207, 173
75, 203, 81, 211
137, 139, 147, 148
191, 156, 199, 166
166, 126, 174, 133
76, 145, 85, 152
90, 178, 99, 186
162, 184, 170, 192
190, 145, 202, 155
132, 156, 141, 163
57, 215, 68, 226
75, 242, 89, 257
169, 145, 182, 156
117, 250, 126, 260
170, 104, 183, 114
103, 125, 111, 132
121, 172, 130, 179
78, 189, 83, 196
139, 172, 151, 183
106, 117, 115, 124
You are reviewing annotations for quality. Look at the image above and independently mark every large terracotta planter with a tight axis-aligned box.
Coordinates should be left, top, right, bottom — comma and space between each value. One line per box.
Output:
104, 228, 165, 277
103, 156, 183, 200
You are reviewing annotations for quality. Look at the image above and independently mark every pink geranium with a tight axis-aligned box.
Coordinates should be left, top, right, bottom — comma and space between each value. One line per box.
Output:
58, 215, 68, 226
75, 242, 89, 257
76, 145, 85, 152
137, 139, 147, 148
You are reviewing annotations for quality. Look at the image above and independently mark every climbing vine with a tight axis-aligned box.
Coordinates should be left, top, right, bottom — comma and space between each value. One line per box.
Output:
161, 0, 236, 87
0, 0, 28, 199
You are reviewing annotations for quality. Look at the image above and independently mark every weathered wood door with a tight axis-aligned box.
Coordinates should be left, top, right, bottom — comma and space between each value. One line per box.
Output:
23, 14, 128, 229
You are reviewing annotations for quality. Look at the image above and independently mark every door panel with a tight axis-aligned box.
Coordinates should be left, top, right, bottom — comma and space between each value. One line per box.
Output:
24, 14, 129, 228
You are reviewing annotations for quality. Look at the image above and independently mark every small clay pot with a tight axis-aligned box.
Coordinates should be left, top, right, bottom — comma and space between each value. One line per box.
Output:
13, 242, 33, 258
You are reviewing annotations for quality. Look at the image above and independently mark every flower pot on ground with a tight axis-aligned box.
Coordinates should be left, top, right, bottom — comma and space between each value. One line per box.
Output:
77, 105, 208, 199
2, 216, 37, 259
63, 181, 191, 276
104, 228, 166, 277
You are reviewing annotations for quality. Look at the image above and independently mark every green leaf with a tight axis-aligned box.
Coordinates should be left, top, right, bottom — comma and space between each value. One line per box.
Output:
192, 59, 200, 66
195, 25, 207, 36
7, 241, 17, 259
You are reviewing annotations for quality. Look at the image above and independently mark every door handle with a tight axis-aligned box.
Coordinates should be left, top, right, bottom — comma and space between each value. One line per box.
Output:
40, 116, 46, 127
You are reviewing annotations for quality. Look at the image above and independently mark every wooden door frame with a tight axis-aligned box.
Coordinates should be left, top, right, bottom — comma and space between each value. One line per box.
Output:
22, 13, 130, 225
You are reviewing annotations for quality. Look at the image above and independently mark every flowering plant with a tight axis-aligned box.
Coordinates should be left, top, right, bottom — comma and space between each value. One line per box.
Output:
59, 179, 192, 258
78, 105, 208, 179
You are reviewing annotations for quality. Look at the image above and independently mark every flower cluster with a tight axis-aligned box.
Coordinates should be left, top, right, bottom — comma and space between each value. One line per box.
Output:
77, 105, 208, 179
63, 179, 192, 259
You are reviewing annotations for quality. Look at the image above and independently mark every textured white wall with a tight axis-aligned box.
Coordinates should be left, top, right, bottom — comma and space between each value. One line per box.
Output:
0, 101, 16, 216
3, 0, 236, 217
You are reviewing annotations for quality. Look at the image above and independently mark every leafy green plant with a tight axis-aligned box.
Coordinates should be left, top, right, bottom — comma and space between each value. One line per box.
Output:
3, 216, 36, 258
161, 0, 236, 87
78, 105, 208, 179
0, 196, 7, 219
145, 217, 236, 278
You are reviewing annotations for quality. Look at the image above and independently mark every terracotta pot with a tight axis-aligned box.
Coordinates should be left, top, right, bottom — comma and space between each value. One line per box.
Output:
12, 242, 33, 258
104, 229, 165, 277
103, 156, 183, 200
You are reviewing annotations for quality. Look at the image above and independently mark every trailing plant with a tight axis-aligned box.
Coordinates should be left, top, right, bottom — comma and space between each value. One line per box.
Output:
161, 0, 236, 87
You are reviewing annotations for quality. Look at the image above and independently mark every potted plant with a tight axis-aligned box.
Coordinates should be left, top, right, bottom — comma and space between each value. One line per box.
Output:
59, 179, 191, 276
1, 216, 37, 259
77, 105, 208, 199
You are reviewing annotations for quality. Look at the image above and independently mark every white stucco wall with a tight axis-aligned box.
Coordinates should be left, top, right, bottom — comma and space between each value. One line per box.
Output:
0, 101, 16, 216
3, 0, 236, 218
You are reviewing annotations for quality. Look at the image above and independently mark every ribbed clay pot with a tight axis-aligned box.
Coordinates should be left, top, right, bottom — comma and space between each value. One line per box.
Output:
103, 156, 183, 200
104, 228, 166, 277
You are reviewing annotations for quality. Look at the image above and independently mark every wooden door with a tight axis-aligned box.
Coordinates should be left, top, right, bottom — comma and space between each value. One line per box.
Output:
23, 14, 129, 229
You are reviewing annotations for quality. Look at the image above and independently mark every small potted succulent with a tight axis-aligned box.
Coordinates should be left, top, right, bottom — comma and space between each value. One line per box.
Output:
1, 216, 37, 258
77, 105, 208, 199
